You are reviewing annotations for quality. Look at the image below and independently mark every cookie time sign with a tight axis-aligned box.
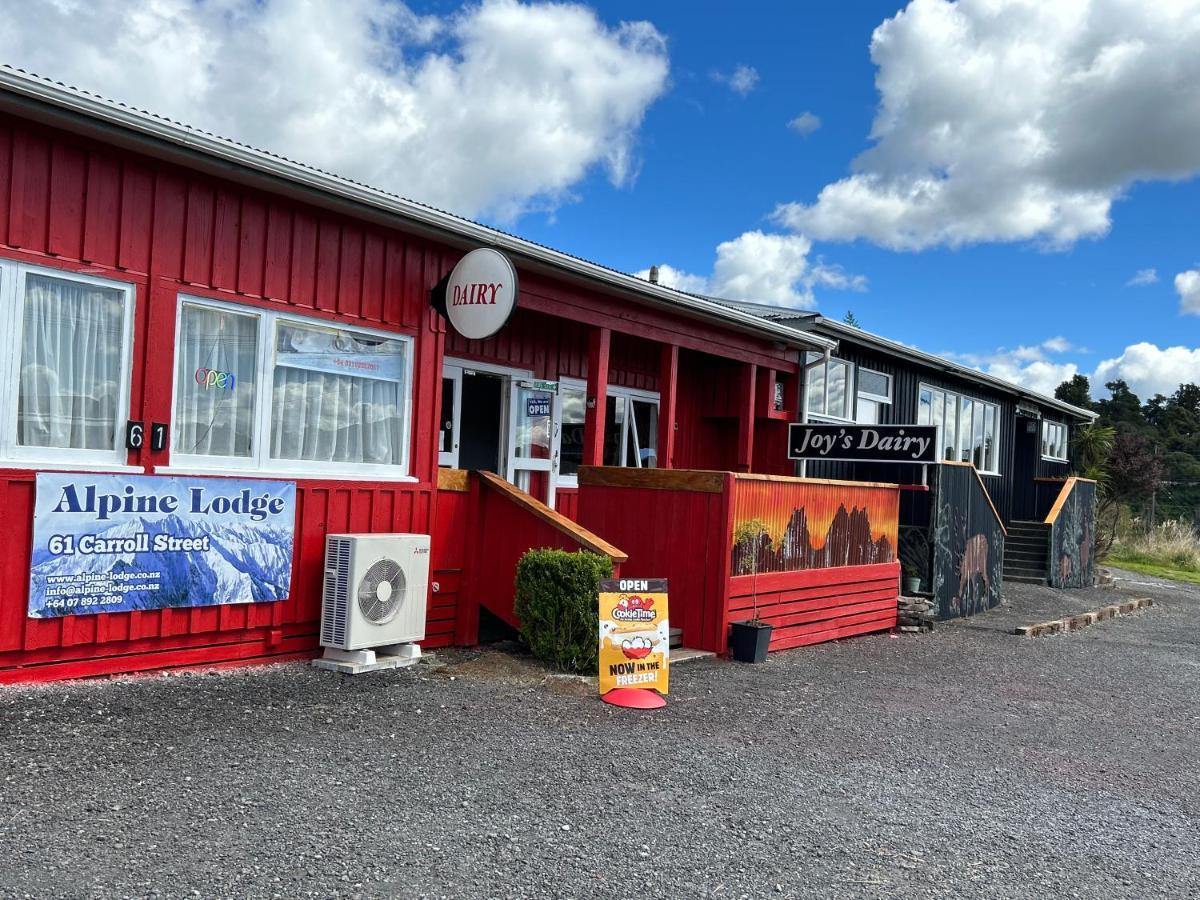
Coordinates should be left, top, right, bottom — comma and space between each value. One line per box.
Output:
598, 578, 669, 698
445, 248, 518, 340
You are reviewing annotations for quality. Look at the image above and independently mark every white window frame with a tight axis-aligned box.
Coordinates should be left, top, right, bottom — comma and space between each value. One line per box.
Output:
167, 294, 416, 481
0, 260, 137, 469
604, 384, 660, 469
1041, 419, 1068, 462
855, 367, 892, 424
555, 376, 587, 489
804, 353, 856, 422
918, 383, 1001, 476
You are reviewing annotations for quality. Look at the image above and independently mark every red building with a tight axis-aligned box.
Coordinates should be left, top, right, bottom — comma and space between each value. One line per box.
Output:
0, 68, 903, 683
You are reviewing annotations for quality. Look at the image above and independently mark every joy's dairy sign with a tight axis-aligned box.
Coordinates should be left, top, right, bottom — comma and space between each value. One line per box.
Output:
443, 247, 519, 340
788, 423, 938, 464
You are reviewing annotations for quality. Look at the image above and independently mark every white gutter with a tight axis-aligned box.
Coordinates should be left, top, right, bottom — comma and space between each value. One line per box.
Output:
0, 66, 835, 354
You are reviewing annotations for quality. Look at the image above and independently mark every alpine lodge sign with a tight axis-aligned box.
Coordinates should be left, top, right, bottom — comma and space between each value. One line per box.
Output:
788, 423, 938, 464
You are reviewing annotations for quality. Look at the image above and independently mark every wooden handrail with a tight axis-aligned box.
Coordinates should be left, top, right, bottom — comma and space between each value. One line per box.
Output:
476, 470, 628, 563
578, 466, 726, 494
940, 460, 1007, 537
1044, 476, 1080, 525
735, 472, 901, 490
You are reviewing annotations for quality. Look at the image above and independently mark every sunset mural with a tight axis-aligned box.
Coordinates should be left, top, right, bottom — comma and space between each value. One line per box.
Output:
731, 476, 899, 575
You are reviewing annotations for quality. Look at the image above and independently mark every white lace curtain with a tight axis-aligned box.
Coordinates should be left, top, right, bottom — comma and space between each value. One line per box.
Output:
271, 367, 402, 465
176, 306, 404, 466
175, 304, 259, 457
18, 274, 125, 450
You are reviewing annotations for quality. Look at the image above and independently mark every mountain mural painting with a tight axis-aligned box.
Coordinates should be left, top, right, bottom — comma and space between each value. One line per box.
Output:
731, 477, 899, 576
28, 473, 296, 618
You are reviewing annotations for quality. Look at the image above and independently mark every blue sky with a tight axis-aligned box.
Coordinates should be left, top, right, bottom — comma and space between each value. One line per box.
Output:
3, 0, 1197, 399
503, 1, 1200, 400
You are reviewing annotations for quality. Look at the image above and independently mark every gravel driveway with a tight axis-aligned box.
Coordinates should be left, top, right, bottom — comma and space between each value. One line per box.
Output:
1, 570, 1197, 899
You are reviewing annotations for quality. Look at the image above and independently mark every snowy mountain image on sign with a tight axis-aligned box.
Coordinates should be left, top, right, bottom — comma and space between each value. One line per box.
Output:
28, 514, 294, 618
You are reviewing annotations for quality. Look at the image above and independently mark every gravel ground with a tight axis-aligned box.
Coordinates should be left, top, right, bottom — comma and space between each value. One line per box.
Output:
1, 569, 1197, 900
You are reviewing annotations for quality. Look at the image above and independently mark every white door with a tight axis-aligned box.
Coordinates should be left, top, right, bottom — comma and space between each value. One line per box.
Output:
439, 364, 463, 468
507, 379, 558, 508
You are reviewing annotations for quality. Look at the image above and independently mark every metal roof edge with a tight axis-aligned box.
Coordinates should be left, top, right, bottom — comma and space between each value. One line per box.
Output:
0, 65, 836, 354
810, 318, 1098, 421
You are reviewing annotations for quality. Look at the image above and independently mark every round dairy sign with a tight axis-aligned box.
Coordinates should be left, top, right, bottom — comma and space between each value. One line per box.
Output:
445, 248, 518, 340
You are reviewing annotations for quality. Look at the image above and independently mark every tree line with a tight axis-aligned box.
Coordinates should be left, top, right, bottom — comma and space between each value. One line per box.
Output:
1055, 375, 1200, 537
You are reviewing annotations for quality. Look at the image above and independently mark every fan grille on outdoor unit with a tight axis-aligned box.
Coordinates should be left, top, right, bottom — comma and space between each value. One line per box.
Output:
357, 558, 407, 624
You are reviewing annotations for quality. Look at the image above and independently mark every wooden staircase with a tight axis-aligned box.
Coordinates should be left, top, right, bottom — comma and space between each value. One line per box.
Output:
1003, 520, 1050, 585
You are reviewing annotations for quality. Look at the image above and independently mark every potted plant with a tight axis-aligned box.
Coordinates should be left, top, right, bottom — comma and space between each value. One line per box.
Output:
730, 554, 772, 663
730, 616, 772, 663
901, 564, 921, 596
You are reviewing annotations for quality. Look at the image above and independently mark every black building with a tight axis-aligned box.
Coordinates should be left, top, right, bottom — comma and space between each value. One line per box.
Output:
723, 302, 1098, 617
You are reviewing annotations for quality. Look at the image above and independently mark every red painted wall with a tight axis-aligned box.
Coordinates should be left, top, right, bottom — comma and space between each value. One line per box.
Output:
0, 118, 447, 681
728, 563, 900, 651
0, 110, 801, 682
577, 477, 734, 652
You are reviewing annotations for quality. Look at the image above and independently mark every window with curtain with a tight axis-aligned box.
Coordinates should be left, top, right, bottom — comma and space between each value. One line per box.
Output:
271, 322, 406, 466
918, 384, 1000, 474
174, 303, 258, 458
170, 296, 413, 476
0, 264, 133, 465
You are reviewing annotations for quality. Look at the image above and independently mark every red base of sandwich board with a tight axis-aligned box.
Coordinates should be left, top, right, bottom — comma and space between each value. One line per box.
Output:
601, 688, 666, 709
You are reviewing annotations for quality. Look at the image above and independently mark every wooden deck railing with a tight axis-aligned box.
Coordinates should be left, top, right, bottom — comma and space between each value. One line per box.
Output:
455, 470, 626, 641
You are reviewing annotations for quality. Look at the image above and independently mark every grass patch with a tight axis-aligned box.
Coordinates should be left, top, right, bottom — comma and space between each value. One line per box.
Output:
1107, 519, 1200, 585
1105, 555, 1200, 585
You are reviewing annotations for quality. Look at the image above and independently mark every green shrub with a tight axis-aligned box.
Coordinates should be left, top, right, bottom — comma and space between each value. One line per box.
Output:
514, 548, 613, 674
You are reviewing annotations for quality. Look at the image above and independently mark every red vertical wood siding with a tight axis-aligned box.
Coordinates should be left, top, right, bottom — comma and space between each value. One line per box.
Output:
576, 478, 732, 652
462, 476, 623, 637
0, 111, 801, 682
0, 118, 448, 682
555, 488, 580, 522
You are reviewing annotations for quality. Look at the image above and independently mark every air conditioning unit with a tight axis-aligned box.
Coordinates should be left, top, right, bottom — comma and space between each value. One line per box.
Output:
315, 533, 430, 673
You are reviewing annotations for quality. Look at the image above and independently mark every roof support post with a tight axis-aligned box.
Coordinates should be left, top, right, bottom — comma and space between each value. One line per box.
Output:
583, 326, 611, 467
736, 362, 757, 473
658, 343, 678, 469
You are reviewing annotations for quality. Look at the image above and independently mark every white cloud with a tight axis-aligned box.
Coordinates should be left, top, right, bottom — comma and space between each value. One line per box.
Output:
1175, 270, 1200, 315
944, 338, 1080, 395
0, 0, 669, 222
637, 231, 865, 309
775, 0, 1200, 250
788, 112, 821, 136
712, 64, 759, 96
1094, 342, 1200, 397
947, 336, 1198, 399
634, 263, 710, 295
1127, 268, 1159, 287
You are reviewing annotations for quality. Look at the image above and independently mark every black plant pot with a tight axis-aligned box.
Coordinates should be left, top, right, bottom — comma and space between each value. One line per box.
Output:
730, 620, 773, 663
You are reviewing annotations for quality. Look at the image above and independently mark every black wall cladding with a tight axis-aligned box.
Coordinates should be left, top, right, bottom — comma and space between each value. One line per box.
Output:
1048, 480, 1097, 589
931, 464, 1006, 619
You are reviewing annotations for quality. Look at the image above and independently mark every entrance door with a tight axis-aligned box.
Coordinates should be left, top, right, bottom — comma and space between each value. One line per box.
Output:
453, 366, 506, 474
441, 361, 562, 507
1011, 415, 1040, 520
507, 380, 558, 508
